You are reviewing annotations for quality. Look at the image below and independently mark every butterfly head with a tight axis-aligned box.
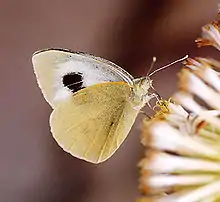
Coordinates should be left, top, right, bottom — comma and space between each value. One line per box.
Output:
131, 55, 189, 109
132, 76, 154, 106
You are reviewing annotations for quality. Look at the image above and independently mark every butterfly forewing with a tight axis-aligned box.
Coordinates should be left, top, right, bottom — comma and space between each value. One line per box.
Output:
32, 49, 134, 108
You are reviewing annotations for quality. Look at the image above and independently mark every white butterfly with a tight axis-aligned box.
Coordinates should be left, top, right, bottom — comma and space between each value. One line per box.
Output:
32, 48, 187, 163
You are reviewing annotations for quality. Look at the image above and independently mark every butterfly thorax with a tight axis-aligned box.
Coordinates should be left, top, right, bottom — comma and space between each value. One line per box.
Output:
130, 77, 154, 110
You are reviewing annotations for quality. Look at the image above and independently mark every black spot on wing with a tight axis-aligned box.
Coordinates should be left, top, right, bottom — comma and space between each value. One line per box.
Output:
62, 72, 85, 93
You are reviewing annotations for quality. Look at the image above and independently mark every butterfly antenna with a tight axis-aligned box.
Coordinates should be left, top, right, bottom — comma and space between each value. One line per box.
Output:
148, 55, 188, 77
146, 57, 157, 76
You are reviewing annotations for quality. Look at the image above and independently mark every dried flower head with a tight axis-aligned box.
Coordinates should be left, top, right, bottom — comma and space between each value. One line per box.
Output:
138, 13, 220, 202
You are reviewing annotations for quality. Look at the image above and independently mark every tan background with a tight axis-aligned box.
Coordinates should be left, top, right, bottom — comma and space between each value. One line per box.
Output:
0, 1, 219, 202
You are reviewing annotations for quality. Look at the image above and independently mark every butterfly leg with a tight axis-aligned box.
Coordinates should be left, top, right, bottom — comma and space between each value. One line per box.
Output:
146, 92, 161, 106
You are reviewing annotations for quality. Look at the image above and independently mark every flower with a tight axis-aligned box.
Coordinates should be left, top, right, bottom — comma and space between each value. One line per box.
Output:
138, 13, 220, 202
196, 16, 220, 50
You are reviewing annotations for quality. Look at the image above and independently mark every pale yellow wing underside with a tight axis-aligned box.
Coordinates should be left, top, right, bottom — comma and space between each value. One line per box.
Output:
50, 82, 139, 163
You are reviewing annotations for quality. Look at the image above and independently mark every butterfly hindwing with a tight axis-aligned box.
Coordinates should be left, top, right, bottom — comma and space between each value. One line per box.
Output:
50, 82, 139, 163
32, 49, 134, 108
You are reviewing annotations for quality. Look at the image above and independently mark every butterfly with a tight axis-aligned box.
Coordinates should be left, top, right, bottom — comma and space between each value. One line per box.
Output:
32, 48, 187, 163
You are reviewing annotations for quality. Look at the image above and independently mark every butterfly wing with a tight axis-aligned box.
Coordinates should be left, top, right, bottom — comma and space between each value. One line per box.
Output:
32, 49, 134, 108
50, 82, 139, 163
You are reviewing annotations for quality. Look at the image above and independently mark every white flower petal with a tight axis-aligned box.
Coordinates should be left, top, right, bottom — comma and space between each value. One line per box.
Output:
201, 68, 220, 91
176, 180, 220, 202
187, 73, 220, 110
150, 122, 220, 157
173, 92, 204, 113
147, 175, 216, 188
145, 152, 220, 173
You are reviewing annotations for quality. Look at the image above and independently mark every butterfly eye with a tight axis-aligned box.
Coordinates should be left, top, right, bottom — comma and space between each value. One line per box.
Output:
62, 72, 84, 93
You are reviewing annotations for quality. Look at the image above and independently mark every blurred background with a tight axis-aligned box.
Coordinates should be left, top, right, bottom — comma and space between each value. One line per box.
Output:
0, 0, 220, 202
